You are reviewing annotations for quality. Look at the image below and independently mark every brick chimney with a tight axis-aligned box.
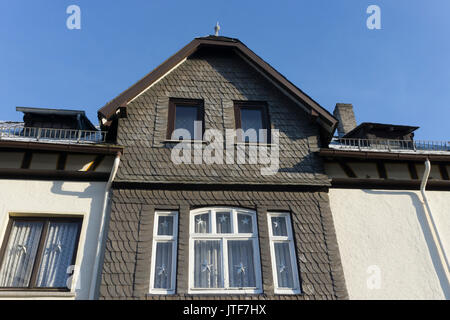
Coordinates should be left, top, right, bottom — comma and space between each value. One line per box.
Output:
333, 103, 357, 137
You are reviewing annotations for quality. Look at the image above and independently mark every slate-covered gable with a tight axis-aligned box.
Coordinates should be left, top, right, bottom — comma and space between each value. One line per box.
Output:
114, 49, 329, 185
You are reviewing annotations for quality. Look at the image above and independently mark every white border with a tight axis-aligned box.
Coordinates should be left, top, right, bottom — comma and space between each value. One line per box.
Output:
267, 212, 301, 295
0, 211, 86, 294
148, 211, 178, 295
188, 207, 262, 295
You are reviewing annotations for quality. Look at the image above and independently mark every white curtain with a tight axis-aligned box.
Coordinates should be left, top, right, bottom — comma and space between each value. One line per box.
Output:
237, 214, 252, 233
228, 240, 256, 288
157, 216, 174, 236
0, 221, 43, 287
194, 213, 210, 233
274, 242, 294, 288
153, 242, 173, 289
216, 212, 231, 234
271, 217, 288, 236
36, 222, 78, 288
194, 240, 222, 288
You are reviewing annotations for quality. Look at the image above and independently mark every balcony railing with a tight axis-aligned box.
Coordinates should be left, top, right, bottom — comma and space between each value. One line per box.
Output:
329, 137, 450, 153
0, 126, 107, 144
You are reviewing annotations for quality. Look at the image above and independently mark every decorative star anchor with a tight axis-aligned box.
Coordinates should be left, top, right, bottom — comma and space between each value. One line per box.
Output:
218, 215, 228, 223
201, 260, 214, 273
160, 220, 169, 229
157, 264, 167, 276
241, 217, 250, 225
279, 264, 287, 273
55, 242, 62, 253
235, 262, 247, 275
16, 244, 27, 255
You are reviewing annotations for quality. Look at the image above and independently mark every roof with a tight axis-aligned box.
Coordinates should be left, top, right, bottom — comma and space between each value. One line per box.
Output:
17, 106, 97, 131
97, 35, 338, 134
17, 106, 87, 116
343, 122, 419, 138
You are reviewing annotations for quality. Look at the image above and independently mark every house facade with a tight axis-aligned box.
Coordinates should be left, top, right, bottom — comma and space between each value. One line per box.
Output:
95, 36, 348, 300
0, 108, 122, 299
322, 104, 450, 299
1, 34, 447, 301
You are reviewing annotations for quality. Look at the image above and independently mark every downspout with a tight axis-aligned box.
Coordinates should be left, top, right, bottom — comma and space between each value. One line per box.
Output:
419, 158, 450, 290
88, 151, 121, 300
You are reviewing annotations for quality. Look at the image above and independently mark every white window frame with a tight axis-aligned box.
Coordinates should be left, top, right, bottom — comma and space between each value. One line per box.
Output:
149, 211, 178, 295
267, 212, 301, 295
188, 207, 262, 294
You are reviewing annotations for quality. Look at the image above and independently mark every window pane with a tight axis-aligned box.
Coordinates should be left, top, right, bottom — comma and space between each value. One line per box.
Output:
237, 214, 253, 233
216, 212, 231, 234
175, 105, 198, 140
153, 242, 173, 289
157, 216, 174, 236
228, 240, 256, 288
274, 242, 294, 288
271, 216, 288, 237
194, 213, 210, 234
0, 221, 43, 288
36, 222, 79, 288
194, 240, 222, 288
240, 108, 265, 143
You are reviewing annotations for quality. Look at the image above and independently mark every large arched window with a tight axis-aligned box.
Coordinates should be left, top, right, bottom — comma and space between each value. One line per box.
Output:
189, 207, 262, 294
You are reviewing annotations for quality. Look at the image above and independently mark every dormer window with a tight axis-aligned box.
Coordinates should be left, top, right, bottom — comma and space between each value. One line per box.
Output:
234, 101, 270, 143
167, 98, 204, 141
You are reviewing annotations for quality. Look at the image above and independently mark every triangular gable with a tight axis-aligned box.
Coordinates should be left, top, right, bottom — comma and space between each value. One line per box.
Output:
98, 36, 337, 135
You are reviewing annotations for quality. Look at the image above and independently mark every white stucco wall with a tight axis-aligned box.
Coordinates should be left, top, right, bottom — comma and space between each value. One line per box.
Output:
329, 189, 450, 300
0, 179, 106, 300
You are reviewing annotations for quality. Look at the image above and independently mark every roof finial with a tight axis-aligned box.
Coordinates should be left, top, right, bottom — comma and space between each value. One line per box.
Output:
214, 22, 220, 36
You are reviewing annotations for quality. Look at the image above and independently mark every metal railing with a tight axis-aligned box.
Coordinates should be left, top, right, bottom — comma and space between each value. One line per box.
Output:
329, 137, 450, 152
0, 126, 107, 144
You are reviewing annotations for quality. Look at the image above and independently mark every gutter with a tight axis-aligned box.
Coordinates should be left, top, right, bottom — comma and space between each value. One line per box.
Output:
88, 151, 121, 300
419, 158, 450, 293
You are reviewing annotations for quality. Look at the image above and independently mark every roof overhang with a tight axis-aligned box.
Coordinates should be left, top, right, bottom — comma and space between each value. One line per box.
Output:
343, 122, 419, 139
0, 140, 123, 155
319, 148, 450, 162
97, 36, 338, 136
17, 106, 97, 131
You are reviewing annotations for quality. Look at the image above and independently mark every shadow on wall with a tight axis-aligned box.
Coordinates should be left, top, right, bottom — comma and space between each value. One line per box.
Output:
51, 181, 99, 199
363, 189, 450, 299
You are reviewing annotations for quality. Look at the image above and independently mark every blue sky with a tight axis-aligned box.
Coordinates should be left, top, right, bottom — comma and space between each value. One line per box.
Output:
1, 0, 449, 140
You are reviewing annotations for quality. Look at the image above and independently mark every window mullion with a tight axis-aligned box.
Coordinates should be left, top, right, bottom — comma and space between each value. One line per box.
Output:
222, 238, 228, 289
29, 219, 48, 288
211, 210, 216, 235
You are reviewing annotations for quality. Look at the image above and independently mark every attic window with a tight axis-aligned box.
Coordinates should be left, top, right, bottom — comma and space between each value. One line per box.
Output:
167, 98, 204, 141
234, 101, 270, 143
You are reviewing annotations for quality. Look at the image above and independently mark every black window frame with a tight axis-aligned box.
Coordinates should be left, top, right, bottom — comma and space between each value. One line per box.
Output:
167, 98, 205, 141
233, 101, 271, 144
0, 216, 82, 292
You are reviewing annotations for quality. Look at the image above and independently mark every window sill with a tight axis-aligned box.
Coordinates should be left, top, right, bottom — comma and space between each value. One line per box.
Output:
188, 289, 263, 295
0, 290, 76, 299
274, 289, 302, 295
